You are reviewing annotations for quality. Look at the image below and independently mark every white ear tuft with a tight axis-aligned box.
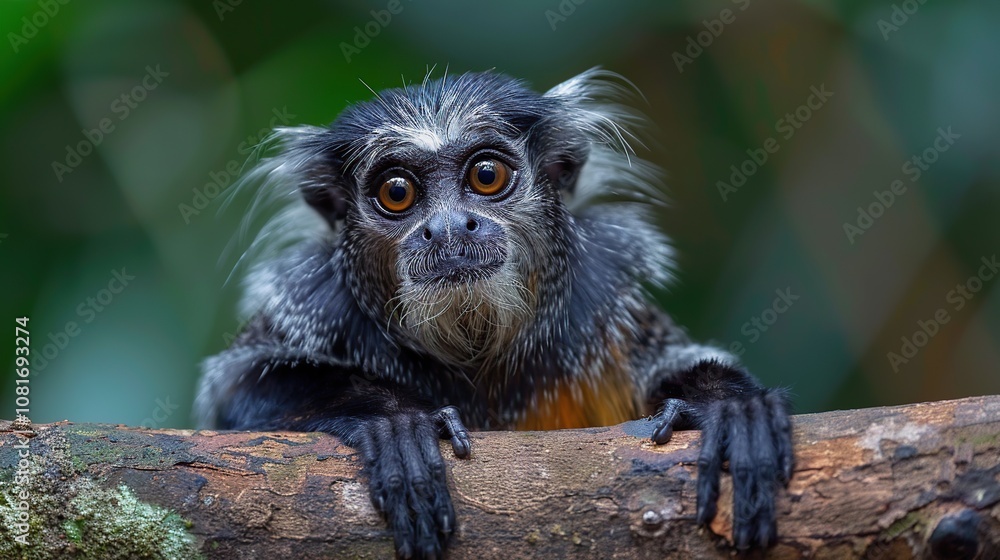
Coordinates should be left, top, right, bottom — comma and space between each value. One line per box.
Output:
543, 68, 665, 212
219, 125, 335, 296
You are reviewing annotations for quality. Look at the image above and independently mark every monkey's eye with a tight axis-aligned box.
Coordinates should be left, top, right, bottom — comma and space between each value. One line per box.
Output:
377, 176, 416, 213
468, 158, 511, 196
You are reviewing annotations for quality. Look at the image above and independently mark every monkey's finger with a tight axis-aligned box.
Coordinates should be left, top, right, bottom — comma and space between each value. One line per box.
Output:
396, 414, 433, 500
651, 398, 687, 445
352, 424, 385, 509
695, 400, 727, 527
433, 405, 471, 459
764, 389, 794, 485
416, 418, 456, 537
395, 414, 444, 559
747, 396, 779, 549
724, 399, 757, 551
368, 418, 417, 558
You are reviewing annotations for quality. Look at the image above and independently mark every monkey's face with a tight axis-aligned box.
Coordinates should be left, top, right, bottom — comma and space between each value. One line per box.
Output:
346, 135, 559, 365
293, 72, 596, 364
378, 152, 518, 286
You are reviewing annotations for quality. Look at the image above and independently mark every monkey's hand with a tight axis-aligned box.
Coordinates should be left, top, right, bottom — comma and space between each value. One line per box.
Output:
650, 359, 793, 550
345, 405, 471, 559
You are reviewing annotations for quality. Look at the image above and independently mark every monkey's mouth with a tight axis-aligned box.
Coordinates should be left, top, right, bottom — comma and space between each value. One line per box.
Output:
416, 255, 504, 284
407, 246, 507, 285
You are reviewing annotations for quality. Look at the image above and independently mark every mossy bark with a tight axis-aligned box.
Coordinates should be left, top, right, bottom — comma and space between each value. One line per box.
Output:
2, 395, 999, 559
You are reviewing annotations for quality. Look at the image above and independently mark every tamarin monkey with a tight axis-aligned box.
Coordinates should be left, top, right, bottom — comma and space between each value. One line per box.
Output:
197, 68, 793, 558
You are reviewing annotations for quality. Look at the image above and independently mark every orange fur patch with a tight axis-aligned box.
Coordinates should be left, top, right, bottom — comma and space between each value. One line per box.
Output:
515, 344, 640, 430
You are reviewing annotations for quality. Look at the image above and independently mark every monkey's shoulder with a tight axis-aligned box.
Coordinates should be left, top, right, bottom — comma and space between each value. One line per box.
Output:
242, 242, 381, 358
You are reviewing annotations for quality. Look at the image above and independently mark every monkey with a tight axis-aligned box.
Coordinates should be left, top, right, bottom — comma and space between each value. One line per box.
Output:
196, 68, 793, 558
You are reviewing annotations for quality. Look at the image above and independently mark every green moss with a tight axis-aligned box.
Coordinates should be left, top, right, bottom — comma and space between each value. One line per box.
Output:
74, 484, 200, 558
61, 519, 84, 542
967, 432, 1000, 447
0, 436, 202, 559
884, 511, 921, 539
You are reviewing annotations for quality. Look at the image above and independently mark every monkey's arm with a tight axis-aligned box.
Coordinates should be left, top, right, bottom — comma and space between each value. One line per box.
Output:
200, 339, 470, 559
639, 317, 793, 550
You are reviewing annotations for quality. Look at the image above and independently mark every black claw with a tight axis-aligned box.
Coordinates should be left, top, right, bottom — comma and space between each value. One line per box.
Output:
651, 422, 673, 445
434, 405, 472, 459
450, 435, 471, 458
758, 514, 777, 548
651, 398, 687, 445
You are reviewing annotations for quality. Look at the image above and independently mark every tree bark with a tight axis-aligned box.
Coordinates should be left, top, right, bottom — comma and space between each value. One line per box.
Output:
2, 395, 999, 559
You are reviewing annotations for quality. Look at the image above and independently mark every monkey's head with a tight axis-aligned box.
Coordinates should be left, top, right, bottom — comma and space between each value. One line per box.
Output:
259, 69, 648, 365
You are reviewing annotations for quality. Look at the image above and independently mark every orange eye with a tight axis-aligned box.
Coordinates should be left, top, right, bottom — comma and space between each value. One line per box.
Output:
468, 158, 511, 196
377, 177, 416, 212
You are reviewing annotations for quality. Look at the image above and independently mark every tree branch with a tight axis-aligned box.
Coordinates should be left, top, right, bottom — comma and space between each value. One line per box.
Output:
2, 396, 999, 559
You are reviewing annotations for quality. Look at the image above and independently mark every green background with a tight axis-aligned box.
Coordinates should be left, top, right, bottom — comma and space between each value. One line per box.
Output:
1, 0, 998, 429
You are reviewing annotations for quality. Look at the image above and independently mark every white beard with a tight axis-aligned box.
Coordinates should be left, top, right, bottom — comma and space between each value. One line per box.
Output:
392, 268, 535, 366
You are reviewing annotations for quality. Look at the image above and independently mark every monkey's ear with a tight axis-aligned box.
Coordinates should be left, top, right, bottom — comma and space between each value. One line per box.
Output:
301, 183, 348, 228
541, 150, 587, 193
272, 126, 350, 229
539, 67, 645, 193
295, 151, 350, 229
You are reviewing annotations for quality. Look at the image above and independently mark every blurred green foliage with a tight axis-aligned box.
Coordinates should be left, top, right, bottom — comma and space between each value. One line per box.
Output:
1, 0, 998, 428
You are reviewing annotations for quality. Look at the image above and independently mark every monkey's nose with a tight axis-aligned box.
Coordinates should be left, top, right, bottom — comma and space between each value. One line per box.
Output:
420, 209, 498, 245
403, 209, 507, 283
